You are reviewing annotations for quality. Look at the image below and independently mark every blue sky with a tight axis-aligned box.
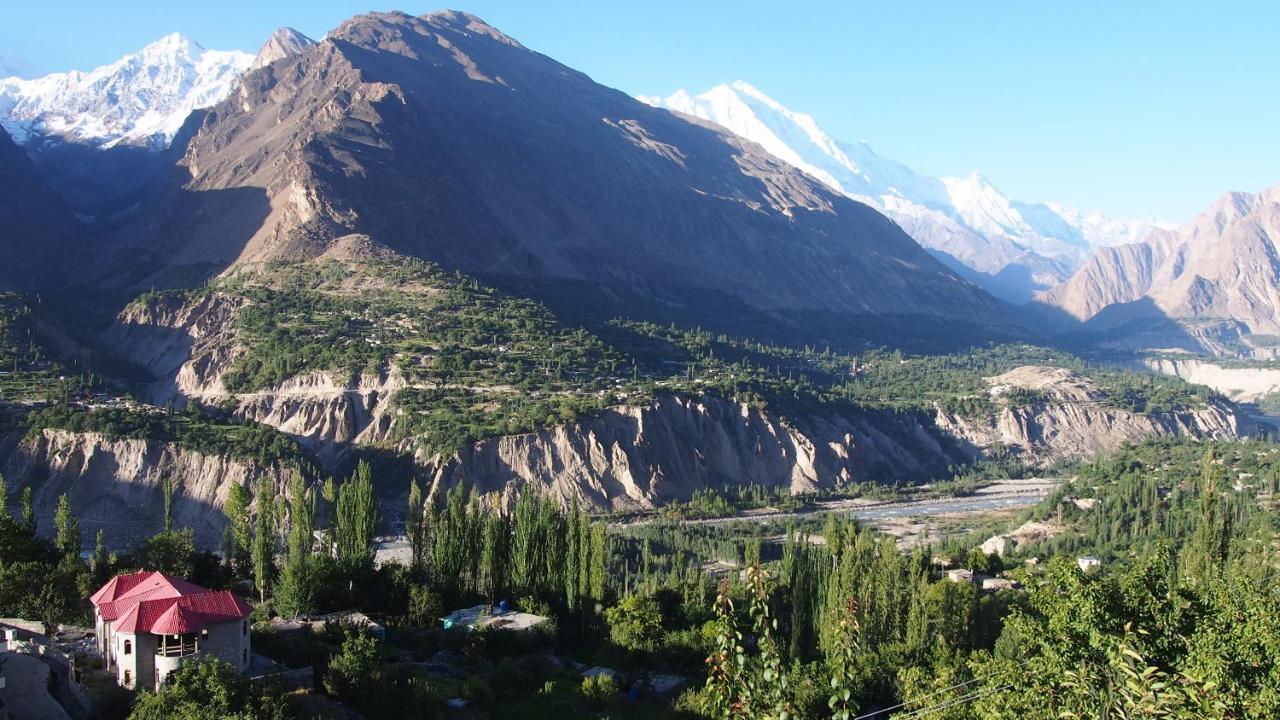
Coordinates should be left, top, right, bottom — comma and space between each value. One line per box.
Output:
3, 1, 1277, 222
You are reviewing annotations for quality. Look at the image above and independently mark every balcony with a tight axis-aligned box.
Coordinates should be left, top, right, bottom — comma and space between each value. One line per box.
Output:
156, 634, 199, 658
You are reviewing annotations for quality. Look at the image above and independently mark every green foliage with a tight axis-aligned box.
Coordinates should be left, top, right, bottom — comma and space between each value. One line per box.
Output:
605, 595, 663, 651
24, 403, 314, 468
128, 655, 288, 720
334, 460, 378, 573
324, 630, 382, 701
135, 529, 197, 578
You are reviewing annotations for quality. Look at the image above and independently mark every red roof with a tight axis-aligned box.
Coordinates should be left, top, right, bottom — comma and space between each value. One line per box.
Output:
114, 591, 253, 635
90, 572, 252, 634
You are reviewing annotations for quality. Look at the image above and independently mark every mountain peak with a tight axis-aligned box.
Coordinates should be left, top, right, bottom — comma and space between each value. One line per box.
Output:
0, 32, 251, 149
250, 26, 317, 69
142, 32, 202, 55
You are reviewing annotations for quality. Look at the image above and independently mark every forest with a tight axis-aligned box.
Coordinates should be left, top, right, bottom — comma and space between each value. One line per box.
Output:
2, 437, 1277, 718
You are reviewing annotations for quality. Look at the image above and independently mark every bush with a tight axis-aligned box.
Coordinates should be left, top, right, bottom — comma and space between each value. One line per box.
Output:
323, 630, 381, 701
580, 673, 617, 708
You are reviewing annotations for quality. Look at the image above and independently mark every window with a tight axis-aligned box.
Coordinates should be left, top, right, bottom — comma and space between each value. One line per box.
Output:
201, 628, 209, 641
123, 670, 131, 686
243, 620, 248, 636
123, 639, 132, 655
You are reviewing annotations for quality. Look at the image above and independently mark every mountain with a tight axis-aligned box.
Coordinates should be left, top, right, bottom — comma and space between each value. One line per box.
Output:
1039, 184, 1280, 357
0, 125, 77, 289
639, 81, 1167, 302
87, 10, 1012, 344
249, 27, 317, 70
0, 33, 251, 149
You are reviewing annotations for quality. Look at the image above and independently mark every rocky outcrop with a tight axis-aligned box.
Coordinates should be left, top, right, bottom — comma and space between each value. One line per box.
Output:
421, 394, 966, 513
0, 429, 298, 549
1142, 356, 1280, 404
104, 292, 400, 466
935, 366, 1253, 466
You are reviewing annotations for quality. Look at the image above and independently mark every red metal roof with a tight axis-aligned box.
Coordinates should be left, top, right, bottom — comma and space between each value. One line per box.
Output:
115, 591, 252, 635
90, 572, 252, 633
93, 571, 211, 621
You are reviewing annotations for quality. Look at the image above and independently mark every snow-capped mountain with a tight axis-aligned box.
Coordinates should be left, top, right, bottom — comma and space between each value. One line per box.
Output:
640, 81, 1169, 302
0, 33, 252, 149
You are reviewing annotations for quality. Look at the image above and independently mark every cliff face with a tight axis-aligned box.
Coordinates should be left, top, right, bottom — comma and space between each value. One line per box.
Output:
0, 429, 298, 549
1039, 185, 1280, 357
420, 394, 964, 512
934, 366, 1252, 466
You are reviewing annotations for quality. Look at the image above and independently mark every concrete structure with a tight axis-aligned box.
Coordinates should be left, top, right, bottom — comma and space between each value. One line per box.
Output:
441, 605, 549, 632
90, 571, 253, 690
981, 577, 1021, 592
1076, 556, 1102, 573
945, 569, 974, 583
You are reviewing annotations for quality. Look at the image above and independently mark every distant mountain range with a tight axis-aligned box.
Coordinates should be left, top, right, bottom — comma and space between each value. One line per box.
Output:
0, 34, 252, 149
1, 18, 1274, 360
640, 82, 1169, 302
1038, 184, 1280, 358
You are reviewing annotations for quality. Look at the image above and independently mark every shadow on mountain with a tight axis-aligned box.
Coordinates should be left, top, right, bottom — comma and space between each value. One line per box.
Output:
26, 141, 176, 222
928, 250, 1052, 305
1026, 296, 1206, 355
489, 274, 1026, 355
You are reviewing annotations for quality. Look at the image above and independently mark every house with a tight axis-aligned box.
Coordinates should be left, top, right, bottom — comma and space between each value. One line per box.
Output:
945, 569, 974, 584
90, 571, 253, 690
440, 604, 549, 632
1076, 556, 1102, 573
981, 577, 1021, 592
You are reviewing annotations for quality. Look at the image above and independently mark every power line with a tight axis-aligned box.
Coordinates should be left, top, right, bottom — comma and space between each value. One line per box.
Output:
892, 684, 1013, 719
850, 661, 1029, 720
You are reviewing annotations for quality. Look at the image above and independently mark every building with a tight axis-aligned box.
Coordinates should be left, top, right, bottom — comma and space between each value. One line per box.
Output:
90, 571, 253, 690
441, 604, 549, 632
1076, 556, 1102, 573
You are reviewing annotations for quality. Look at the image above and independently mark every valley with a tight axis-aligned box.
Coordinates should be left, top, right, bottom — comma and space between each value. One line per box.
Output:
0, 7, 1277, 720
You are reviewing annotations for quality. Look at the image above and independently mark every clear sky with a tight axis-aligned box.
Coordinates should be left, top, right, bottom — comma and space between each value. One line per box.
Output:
3, 1, 1276, 222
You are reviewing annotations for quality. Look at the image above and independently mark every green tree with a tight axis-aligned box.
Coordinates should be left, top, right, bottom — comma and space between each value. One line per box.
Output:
128, 655, 288, 720
139, 529, 196, 578
251, 478, 275, 602
53, 493, 79, 563
0, 473, 8, 521
223, 484, 252, 575
335, 461, 378, 573
274, 475, 315, 619
605, 594, 663, 651
324, 630, 381, 702
20, 486, 34, 532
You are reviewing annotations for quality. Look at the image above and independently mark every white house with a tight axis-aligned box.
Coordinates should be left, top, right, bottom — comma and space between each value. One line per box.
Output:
90, 571, 253, 689
1076, 556, 1102, 573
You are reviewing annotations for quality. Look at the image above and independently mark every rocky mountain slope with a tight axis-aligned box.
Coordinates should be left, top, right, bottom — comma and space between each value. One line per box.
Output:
0, 428, 299, 548
641, 81, 1168, 302
249, 27, 317, 70
0, 33, 251, 149
0, 125, 78, 289
83, 11, 1009, 343
935, 366, 1250, 466
1039, 184, 1280, 356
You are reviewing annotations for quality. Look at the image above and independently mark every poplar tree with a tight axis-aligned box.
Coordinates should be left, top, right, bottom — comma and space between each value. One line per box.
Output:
251, 478, 275, 602
275, 475, 315, 618
406, 479, 426, 574
0, 473, 8, 521
21, 486, 35, 531
54, 494, 79, 563
335, 460, 378, 572
223, 484, 252, 575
